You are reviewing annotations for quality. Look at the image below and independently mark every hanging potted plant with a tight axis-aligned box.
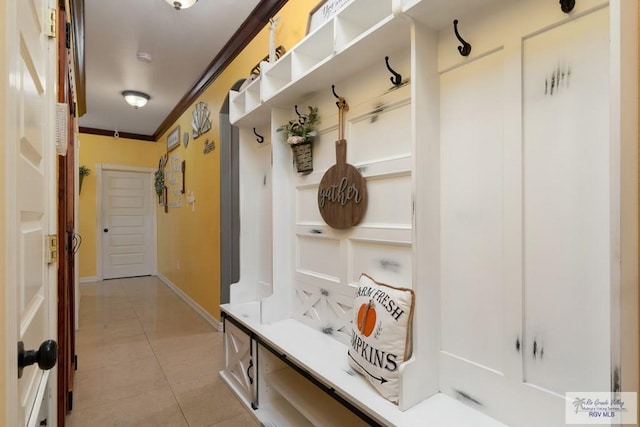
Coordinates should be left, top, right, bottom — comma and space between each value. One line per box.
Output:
79, 165, 90, 194
277, 106, 319, 175
154, 168, 165, 204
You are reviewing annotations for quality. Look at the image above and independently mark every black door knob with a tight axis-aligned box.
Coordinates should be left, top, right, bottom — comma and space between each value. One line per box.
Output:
103, 228, 109, 232
18, 340, 57, 379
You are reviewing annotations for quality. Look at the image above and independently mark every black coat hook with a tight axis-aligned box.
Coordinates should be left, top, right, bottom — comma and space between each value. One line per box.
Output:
385, 56, 402, 86
331, 84, 340, 99
253, 128, 264, 143
294, 105, 306, 124
453, 19, 471, 57
331, 85, 347, 108
559, 0, 575, 13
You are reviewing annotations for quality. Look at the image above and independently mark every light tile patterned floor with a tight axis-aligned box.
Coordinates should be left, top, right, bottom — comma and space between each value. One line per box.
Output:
66, 276, 259, 427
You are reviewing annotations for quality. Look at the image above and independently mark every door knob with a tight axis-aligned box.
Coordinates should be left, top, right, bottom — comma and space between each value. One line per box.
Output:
103, 228, 109, 232
18, 340, 57, 379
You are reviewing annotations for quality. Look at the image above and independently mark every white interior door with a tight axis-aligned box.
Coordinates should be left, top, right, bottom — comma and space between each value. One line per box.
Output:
101, 169, 154, 279
4, 0, 58, 425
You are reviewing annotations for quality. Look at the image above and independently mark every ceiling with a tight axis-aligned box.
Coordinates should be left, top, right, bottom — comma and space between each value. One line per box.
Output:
76, 0, 280, 139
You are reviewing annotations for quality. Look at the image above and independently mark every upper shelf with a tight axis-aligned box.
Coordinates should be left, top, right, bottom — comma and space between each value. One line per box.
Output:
229, 0, 525, 127
230, 0, 406, 126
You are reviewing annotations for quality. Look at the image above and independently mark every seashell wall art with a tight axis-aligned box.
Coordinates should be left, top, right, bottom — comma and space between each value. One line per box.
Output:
191, 102, 211, 139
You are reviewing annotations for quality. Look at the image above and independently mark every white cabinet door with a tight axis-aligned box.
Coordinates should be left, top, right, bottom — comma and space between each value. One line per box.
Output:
438, 3, 612, 426
222, 320, 257, 407
522, 6, 611, 395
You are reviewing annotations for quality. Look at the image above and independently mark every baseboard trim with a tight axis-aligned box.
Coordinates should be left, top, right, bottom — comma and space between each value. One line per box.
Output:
79, 276, 99, 283
157, 273, 222, 331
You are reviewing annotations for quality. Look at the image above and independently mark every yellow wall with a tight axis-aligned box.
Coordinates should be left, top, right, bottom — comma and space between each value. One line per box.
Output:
154, 0, 316, 320
78, 0, 318, 320
77, 134, 158, 277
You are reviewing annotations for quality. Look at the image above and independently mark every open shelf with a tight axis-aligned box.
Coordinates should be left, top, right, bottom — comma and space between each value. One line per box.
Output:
291, 22, 334, 81
266, 367, 369, 427
229, 75, 272, 127
256, 395, 314, 427
335, 0, 394, 50
264, 16, 407, 109
230, 0, 407, 125
222, 304, 506, 427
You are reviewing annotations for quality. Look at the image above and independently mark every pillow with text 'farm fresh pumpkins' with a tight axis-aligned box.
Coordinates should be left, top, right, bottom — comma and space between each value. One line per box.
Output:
348, 273, 415, 404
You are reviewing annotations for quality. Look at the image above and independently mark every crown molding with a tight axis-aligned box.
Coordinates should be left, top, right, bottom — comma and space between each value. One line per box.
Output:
152, 0, 289, 141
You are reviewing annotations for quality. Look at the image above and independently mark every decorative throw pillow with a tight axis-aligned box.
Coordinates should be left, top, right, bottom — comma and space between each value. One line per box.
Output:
347, 273, 415, 404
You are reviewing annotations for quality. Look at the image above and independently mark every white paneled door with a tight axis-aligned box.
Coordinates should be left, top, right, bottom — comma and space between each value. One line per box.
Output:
4, 0, 58, 425
101, 170, 154, 279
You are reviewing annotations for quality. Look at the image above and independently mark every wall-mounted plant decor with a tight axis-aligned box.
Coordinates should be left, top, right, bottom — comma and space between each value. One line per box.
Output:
154, 169, 165, 204
277, 105, 319, 174
79, 165, 90, 194
191, 102, 211, 139
156, 154, 168, 204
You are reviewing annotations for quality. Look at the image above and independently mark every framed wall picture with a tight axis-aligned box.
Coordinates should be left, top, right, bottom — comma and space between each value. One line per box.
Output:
167, 125, 180, 152
307, 0, 350, 34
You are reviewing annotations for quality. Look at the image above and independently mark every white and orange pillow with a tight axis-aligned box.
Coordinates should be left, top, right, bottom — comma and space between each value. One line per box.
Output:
348, 273, 415, 404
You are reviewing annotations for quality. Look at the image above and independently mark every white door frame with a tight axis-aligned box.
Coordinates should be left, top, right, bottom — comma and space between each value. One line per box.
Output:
95, 164, 157, 281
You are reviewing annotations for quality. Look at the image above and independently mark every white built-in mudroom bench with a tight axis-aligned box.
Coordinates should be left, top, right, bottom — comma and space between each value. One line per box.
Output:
220, 0, 638, 426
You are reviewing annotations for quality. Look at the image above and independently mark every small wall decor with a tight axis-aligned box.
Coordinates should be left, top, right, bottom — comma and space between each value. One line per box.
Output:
203, 138, 215, 154
154, 169, 165, 204
181, 161, 186, 194
250, 46, 285, 76
155, 154, 167, 204
277, 105, 319, 174
307, 0, 350, 34
167, 152, 183, 208
159, 153, 168, 169
187, 191, 195, 212
191, 102, 211, 139
183, 132, 189, 148
79, 165, 90, 194
317, 87, 367, 229
163, 186, 168, 213
269, 16, 280, 63
167, 125, 180, 151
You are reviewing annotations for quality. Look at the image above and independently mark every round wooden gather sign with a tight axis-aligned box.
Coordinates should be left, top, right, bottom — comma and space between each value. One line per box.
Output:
317, 98, 367, 229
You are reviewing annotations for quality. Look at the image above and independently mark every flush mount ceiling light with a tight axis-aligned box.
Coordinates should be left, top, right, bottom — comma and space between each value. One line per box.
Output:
136, 51, 153, 63
122, 90, 150, 109
165, 0, 197, 10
